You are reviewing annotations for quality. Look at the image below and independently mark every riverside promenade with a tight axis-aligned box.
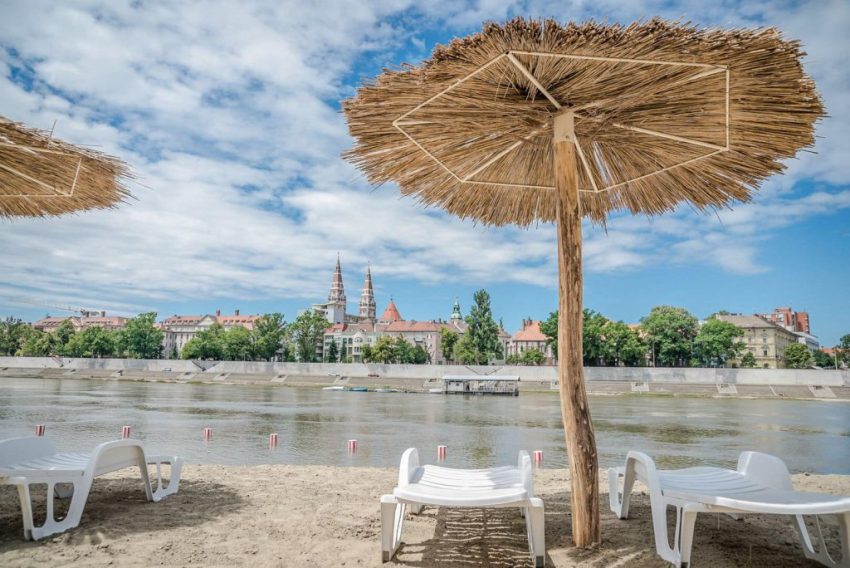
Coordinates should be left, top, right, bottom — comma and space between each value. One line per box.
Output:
2, 357, 848, 400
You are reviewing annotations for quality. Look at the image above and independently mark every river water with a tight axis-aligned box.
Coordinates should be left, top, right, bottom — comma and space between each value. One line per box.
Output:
1, 377, 848, 473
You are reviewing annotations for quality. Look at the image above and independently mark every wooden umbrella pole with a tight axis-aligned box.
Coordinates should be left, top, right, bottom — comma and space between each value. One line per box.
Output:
553, 111, 600, 546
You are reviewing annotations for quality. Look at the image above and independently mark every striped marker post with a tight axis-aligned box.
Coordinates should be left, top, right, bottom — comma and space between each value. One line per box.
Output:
121, 425, 132, 439
437, 445, 447, 462
347, 439, 357, 454
533, 450, 543, 467
35, 424, 45, 437
269, 433, 279, 448
202, 427, 213, 441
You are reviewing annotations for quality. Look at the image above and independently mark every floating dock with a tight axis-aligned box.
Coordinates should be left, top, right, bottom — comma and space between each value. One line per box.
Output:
442, 375, 519, 395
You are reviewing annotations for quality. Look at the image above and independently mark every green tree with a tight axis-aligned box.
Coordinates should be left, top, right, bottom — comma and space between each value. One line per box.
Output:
392, 336, 415, 363
289, 310, 329, 362
539, 311, 558, 359
582, 309, 609, 365
181, 323, 225, 360
368, 335, 395, 364
360, 343, 373, 363
521, 348, 545, 366
838, 334, 850, 367
325, 339, 339, 363
439, 328, 459, 363
812, 349, 833, 368
66, 326, 116, 358
53, 319, 77, 356
17, 330, 54, 356
640, 306, 699, 367
223, 325, 254, 360
740, 351, 758, 368
411, 344, 429, 364
694, 318, 744, 367
0, 317, 39, 356
601, 321, 646, 366
459, 289, 501, 365
784, 343, 813, 369
117, 312, 164, 359
252, 313, 287, 361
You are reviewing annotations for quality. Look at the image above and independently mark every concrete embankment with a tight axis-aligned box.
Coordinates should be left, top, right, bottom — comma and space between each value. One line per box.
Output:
1, 356, 848, 400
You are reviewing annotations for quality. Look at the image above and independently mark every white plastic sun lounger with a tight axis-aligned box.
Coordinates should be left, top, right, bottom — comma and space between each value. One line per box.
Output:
381, 448, 545, 567
609, 451, 850, 567
0, 436, 182, 540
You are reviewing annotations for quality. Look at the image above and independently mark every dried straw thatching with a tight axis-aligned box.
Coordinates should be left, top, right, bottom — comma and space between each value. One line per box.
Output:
343, 18, 823, 225
0, 117, 132, 218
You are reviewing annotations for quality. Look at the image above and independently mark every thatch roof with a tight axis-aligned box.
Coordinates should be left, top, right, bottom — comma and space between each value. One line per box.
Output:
0, 117, 132, 218
343, 18, 824, 225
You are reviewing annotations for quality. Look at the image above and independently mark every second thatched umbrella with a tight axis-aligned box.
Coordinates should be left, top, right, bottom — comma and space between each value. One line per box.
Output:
343, 18, 822, 545
0, 116, 131, 218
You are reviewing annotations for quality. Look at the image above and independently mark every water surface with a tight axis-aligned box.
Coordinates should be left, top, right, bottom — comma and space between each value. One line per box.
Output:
1, 377, 847, 473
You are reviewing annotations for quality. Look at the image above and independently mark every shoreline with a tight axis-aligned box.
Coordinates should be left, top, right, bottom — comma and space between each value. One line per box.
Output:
2, 367, 849, 402
1, 465, 847, 567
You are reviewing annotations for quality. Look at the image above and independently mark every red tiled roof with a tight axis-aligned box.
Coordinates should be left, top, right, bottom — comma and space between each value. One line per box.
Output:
384, 321, 442, 332
380, 300, 402, 322
512, 320, 547, 341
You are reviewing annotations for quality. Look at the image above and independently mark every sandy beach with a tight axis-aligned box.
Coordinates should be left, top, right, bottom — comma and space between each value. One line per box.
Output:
1, 465, 847, 567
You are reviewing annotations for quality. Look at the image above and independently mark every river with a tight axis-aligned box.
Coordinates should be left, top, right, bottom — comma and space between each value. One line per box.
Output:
1, 377, 848, 473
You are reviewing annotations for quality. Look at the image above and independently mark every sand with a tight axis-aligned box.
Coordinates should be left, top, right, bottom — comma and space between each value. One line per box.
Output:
1, 465, 847, 567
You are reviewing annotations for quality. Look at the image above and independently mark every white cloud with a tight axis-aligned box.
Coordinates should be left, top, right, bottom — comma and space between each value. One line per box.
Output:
0, 0, 848, 316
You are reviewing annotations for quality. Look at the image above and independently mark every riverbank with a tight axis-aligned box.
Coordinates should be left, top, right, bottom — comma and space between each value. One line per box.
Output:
2, 357, 849, 401
1, 465, 847, 567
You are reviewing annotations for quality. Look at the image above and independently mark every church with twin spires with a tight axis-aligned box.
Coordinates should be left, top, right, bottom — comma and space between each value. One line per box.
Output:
312, 256, 480, 364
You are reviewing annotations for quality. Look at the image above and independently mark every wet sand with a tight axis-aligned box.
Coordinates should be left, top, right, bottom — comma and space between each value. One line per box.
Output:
1, 466, 847, 567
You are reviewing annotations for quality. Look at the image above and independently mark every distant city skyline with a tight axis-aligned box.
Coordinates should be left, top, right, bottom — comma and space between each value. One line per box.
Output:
1, 1, 848, 346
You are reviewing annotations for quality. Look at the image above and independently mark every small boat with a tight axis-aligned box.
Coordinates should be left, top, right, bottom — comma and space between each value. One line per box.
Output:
374, 388, 399, 393
349, 386, 369, 392
322, 386, 345, 391
428, 388, 444, 394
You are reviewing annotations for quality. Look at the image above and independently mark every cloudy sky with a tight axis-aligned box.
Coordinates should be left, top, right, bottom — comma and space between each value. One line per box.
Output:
1, 0, 848, 345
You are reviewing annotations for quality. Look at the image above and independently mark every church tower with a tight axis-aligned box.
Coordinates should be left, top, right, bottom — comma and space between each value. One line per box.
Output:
358, 266, 376, 322
451, 298, 462, 323
326, 255, 347, 324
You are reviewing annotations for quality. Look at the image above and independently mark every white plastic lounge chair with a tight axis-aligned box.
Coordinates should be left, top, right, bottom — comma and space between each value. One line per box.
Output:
381, 448, 545, 567
609, 451, 850, 567
0, 436, 182, 540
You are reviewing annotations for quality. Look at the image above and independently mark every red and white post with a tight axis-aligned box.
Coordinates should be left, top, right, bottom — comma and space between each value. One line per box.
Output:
269, 433, 279, 448
347, 439, 357, 454
533, 450, 543, 467
121, 425, 132, 439
437, 445, 447, 462
202, 427, 213, 441
35, 424, 45, 437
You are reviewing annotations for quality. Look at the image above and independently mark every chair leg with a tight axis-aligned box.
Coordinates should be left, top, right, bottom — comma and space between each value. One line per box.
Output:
14, 482, 35, 540
794, 513, 850, 568
381, 495, 405, 562
526, 498, 545, 567
678, 509, 698, 568
28, 479, 92, 541
608, 466, 635, 519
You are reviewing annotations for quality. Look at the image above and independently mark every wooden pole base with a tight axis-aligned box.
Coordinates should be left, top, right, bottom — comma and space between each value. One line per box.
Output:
553, 112, 600, 547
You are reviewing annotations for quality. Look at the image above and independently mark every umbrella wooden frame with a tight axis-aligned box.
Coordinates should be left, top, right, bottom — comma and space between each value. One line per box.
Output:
0, 143, 84, 198
392, 50, 731, 194
391, 50, 734, 546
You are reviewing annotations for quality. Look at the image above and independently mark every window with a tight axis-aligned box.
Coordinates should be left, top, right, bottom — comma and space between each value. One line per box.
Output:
763, 349, 768, 357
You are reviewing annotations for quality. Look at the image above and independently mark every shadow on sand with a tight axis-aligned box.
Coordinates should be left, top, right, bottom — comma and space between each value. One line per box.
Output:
390, 489, 828, 567
0, 477, 245, 553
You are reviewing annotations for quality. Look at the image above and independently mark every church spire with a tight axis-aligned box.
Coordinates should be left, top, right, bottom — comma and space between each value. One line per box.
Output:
328, 253, 346, 305
359, 265, 376, 321
451, 297, 462, 322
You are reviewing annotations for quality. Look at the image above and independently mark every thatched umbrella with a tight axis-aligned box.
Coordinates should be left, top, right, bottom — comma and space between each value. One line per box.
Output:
342, 18, 823, 545
0, 116, 131, 217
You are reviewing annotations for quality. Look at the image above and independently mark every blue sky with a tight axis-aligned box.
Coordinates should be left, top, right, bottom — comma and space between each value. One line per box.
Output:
0, 0, 848, 345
